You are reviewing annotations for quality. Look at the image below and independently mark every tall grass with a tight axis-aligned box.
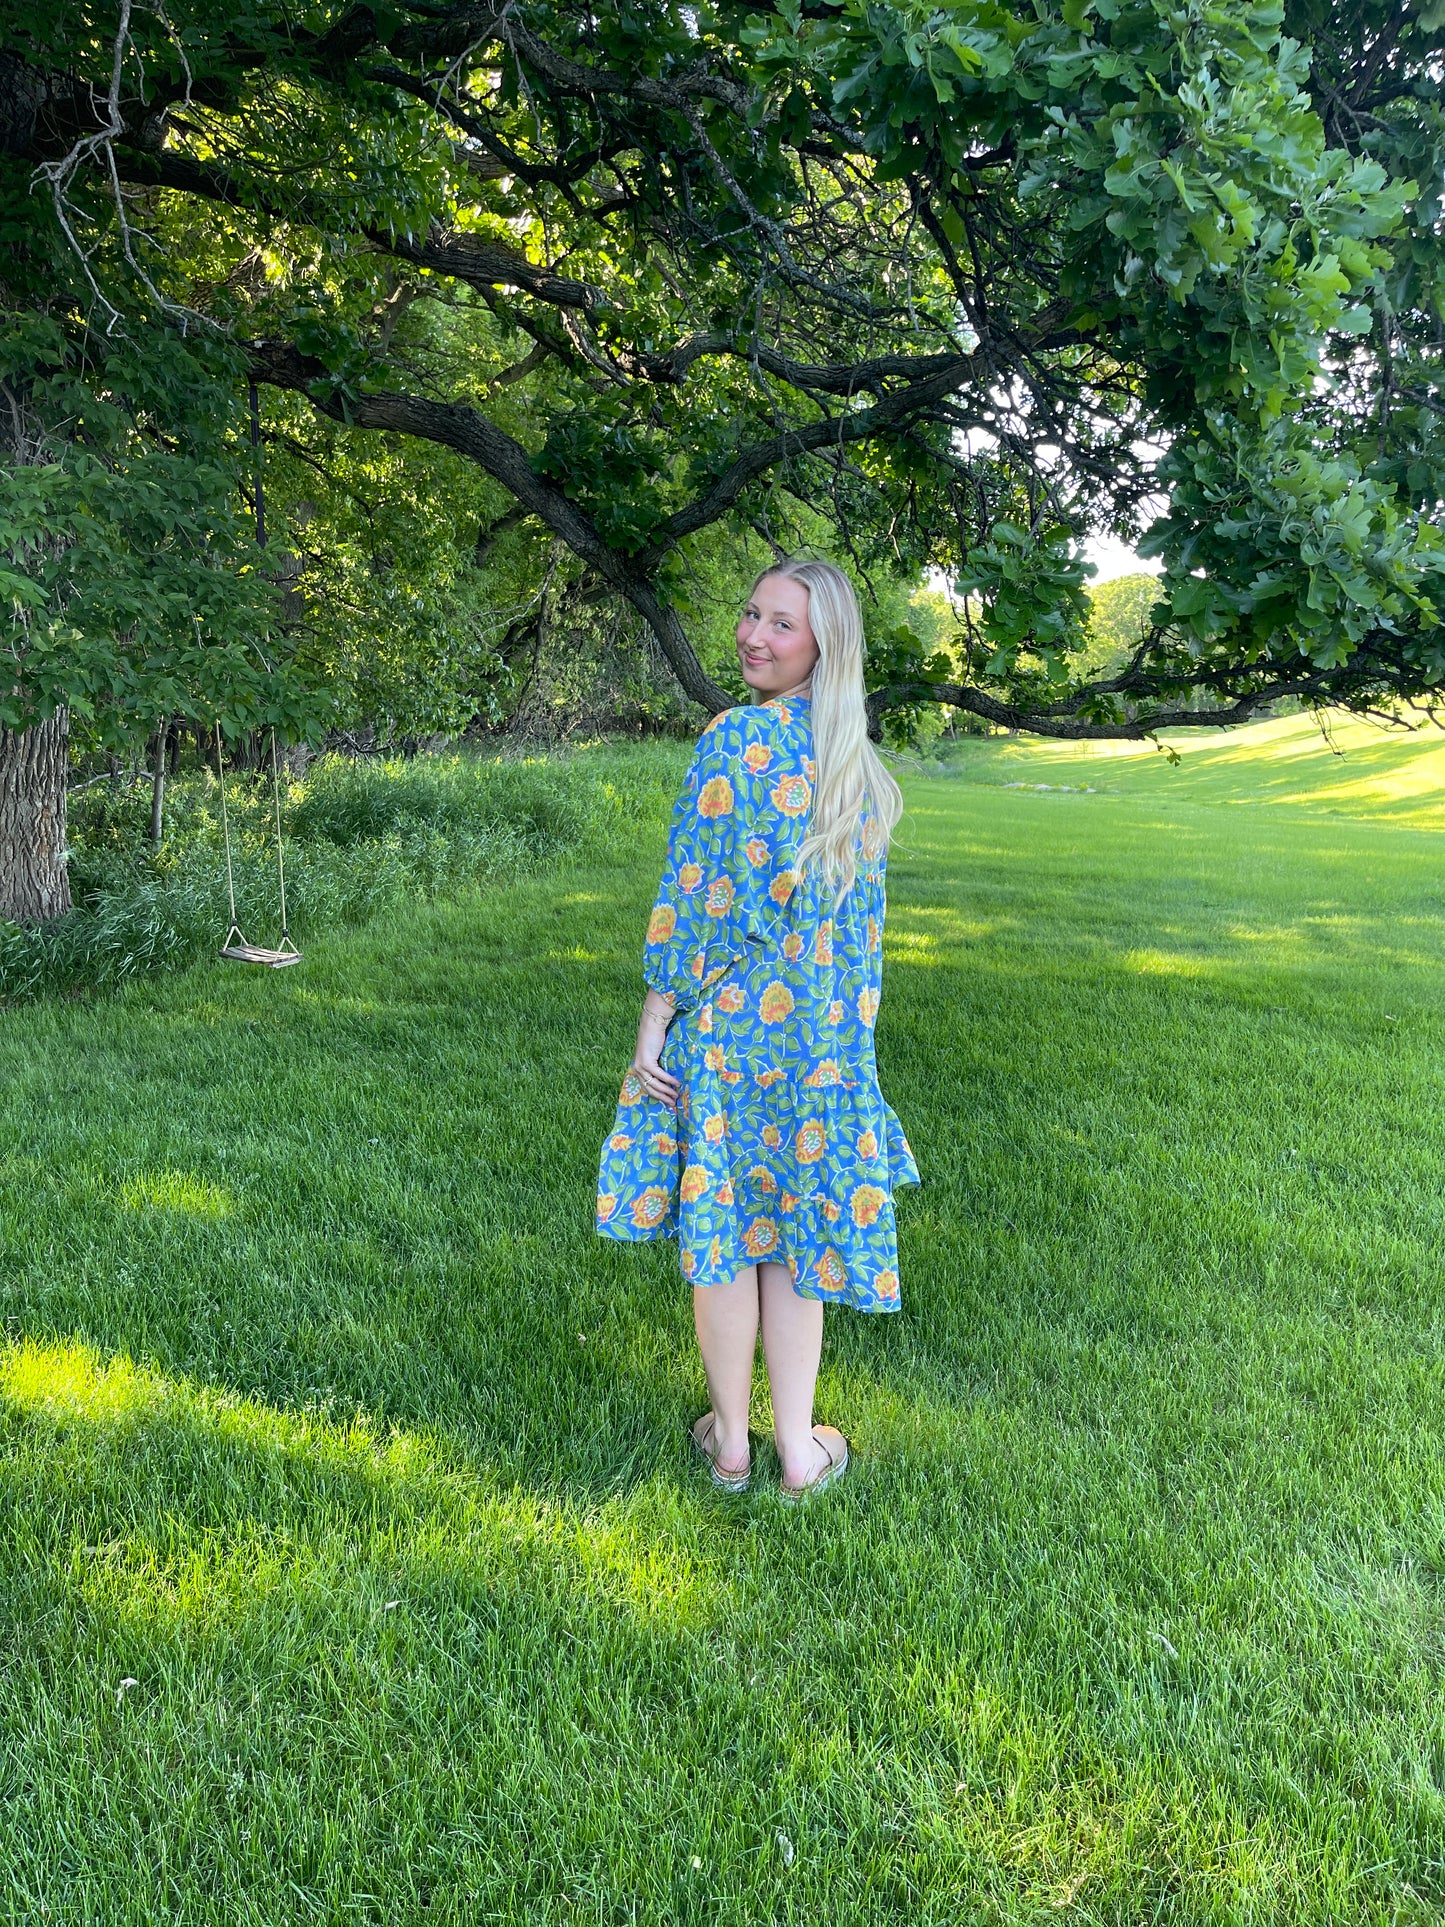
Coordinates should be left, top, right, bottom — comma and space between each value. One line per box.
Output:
0, 744, 690, 1005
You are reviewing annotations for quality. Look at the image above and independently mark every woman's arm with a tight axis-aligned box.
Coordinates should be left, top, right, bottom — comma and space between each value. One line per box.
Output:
632, 709, 811, 1106
632, 988, 681, 1109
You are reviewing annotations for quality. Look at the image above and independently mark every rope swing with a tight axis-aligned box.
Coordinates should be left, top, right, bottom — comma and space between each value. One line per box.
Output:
213, 380, 300, 969
214, 723, 301, 969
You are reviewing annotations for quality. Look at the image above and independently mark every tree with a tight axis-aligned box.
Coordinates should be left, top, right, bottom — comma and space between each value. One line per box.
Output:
1080, 574, 1162, 680
1, 0, 1442, 919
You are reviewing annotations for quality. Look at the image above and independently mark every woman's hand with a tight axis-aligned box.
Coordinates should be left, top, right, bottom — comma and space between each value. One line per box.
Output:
633, 995, 682, 1111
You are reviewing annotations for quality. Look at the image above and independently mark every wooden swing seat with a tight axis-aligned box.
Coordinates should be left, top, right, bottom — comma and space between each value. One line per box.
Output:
219, 940, 302, 968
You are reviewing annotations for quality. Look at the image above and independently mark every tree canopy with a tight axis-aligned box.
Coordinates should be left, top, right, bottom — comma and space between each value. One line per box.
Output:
2, 0, 1443, 752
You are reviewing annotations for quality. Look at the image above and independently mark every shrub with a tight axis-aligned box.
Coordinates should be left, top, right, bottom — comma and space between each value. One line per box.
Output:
0, 742, 692, 1005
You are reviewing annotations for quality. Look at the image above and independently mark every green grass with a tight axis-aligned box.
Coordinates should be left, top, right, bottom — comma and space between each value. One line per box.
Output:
0, 744, 692, 1002
4, 712, 1445, 1922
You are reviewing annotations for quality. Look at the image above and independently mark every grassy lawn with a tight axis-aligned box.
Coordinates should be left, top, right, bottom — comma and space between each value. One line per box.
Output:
4, 712, 1445, 1922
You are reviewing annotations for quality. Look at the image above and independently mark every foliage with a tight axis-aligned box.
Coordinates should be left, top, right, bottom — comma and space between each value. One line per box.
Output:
1, 0, 1441, 746
1077, 572, 1164, 678
0, 310, 302, 744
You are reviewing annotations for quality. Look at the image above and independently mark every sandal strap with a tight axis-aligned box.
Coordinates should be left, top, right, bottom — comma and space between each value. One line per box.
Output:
693, 1412, 749, 1482
780, 1429, 849, 1499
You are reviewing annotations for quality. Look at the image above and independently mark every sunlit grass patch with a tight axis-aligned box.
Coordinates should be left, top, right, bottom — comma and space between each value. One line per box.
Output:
1118, 946, 1217, 977
119, 1172, 233, 1219
1, 1336, 724, 1648
943, 707, 1445, 828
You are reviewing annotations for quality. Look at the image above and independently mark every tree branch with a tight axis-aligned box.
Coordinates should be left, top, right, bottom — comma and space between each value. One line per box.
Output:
247, 337, 732, 711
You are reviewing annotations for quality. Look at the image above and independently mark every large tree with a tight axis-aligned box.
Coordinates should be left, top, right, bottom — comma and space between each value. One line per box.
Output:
1, 0, 1441, 919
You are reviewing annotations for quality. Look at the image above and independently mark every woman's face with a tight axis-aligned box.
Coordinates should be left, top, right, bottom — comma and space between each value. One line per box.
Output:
736, 574, 819, 698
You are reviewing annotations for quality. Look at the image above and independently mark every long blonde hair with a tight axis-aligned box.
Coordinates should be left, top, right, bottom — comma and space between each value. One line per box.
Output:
750, 557, 903, 902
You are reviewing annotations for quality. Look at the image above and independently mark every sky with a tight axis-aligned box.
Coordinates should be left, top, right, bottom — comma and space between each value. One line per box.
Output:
1082, 533, 1162, 583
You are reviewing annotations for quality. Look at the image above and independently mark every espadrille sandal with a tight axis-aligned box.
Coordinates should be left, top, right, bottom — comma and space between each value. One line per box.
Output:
690, 1412, 751, 1493
778, 1427, 849, 1504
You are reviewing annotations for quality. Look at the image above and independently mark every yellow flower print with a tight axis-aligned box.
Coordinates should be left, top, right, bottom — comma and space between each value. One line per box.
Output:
771, 773, 811, 815
697, 775, 735, 818
742, 742, 773, 773
762, 1124, 781, 1148
821, 1199, 841, 1223
630, 1187, 670, 1229
705, 1045, 726, 1073
619, 1068, 645, 1105
680, 1164, 710, 1203
708, 1234, 722, 1267
867, 914, 880, 952
815, 922, 833, 965
795, 1119, 827, 1164
760, 982, 795, 1025
803, 756, 816, 783
716, 1178, 734, 1206
874, 1267, 900, 1303
850, 1183, 887, 1227
814, 1249, 847, 1291
743, 1217, 779, 1257
705, 875, 734, 918
690, 952, 706, 979
654, 1133, 677, 1155
769, 870, 797, 906
745, 838, 770, 868
716, 983, 745, 1014
596, 1192, 617, 1222
681, 1249, 698, 1279
779, 1190, 798, 1214
697, 1003, 714, 1033
647, 902, 676, 945
746, 1164, 779, 1194
802, 1059, 842, 1088
678, 862, 703, 895
703, 1112, 727, 1142
721, 1065, 744, 1084
857, 986, 880, 1026
782, 933, 804, 960
608, 1133, 633, 1151
857, 1128, 879, 1160
827, 1000, 844, 1025
755, 1066, 787, 1088
769, 701, 794, 726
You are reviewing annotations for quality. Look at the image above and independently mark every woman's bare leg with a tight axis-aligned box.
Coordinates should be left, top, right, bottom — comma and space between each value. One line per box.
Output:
759, 1263, 838, 1488
692, 1265, 759, 1475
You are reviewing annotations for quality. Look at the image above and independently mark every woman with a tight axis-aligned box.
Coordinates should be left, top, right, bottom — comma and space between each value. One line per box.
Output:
595, 558, 919, 1499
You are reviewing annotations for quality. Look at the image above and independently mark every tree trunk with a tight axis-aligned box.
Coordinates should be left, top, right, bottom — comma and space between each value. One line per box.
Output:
150, 715, 170, 848
0, 709, 71, 922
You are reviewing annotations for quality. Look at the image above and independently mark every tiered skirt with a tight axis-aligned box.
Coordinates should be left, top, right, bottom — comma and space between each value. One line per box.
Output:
596, 1019, 919, 1313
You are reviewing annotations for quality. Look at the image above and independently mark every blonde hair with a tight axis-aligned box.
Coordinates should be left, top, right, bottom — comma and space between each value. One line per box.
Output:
749, 557, 903, 903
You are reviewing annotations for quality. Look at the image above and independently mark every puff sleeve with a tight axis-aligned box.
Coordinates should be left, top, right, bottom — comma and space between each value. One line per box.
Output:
642, 709, 812, 1015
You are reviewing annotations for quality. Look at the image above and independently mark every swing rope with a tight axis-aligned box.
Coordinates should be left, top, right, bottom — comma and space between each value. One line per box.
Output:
210, 382, 301, 968
267, 728, 298, 955
268, 726, 297, 956
214, 722, 245, 951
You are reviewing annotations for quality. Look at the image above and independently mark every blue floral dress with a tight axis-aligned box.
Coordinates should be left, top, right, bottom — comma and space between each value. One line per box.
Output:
594, 694, 919, 1312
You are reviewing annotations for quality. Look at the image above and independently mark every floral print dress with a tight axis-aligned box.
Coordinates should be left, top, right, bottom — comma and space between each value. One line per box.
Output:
594, 694, 919, 1312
